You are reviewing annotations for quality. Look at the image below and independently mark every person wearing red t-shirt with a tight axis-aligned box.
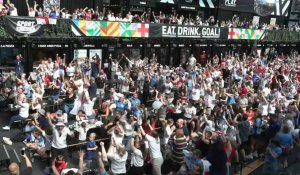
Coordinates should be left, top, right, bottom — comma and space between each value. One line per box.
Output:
0, 6, 7, 16
200, 51, 207, 67
54, 154, 67, 173
244, 106, 256, 126
297, 72, 300, 82
143, 117, 156, 135
239, 84, 248, 96
83, 7, 94, 20
257, 65, 264, 76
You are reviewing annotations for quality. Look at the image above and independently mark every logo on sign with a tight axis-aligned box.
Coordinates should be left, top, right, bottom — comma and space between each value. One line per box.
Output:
16, 21, 39, 34
225, 0, 236, 7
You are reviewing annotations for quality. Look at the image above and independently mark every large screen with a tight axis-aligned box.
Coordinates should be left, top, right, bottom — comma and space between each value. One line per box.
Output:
219, 0, 255, 13
219, 0, 291, 16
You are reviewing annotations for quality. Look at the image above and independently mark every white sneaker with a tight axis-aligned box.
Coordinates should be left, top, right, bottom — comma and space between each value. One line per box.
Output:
246, 154, 253, 160
2, 126, 10, 131
2, 137, 12, 145
253, 151, 258, 158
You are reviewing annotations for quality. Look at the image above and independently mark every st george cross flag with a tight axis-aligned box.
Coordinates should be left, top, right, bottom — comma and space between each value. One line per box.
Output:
36, 17, 57, 25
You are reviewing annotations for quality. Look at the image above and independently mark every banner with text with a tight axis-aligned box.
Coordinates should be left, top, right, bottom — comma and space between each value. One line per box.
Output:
71, 19, 267, 40
149, 24, 228, 39
5, 16, 44, 36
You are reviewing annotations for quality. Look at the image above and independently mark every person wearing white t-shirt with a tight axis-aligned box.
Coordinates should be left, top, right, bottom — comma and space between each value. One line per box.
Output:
128, 137, 144, 174
109, 125, 125, 146
258, 95, 268, 116
184, 101, 197, 120
163, 119, 175, 145
8, 4, 18, 16
111, 59, 119, 79
140, 126, 163, 175
107, 140, 128, 175
3, 97, 29, 130
268, 100, 276, 115
204, 91, 215, 113
66, 64, 75, 77
50, 121, 74, 161
121, 115, 137, 153
187, 54, 197, 71
191, 85, 201, 102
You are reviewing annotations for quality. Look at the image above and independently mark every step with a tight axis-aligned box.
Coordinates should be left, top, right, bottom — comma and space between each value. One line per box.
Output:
234, 160, 264, 175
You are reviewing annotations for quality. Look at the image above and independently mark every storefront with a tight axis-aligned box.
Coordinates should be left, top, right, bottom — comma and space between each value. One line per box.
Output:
144, 43, 169, 65
0, 43, 26, 73
113, 43, 143, 68
29, 43, 71, 71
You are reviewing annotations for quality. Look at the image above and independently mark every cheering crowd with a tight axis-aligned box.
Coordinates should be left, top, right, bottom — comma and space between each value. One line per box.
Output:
0, 47, 300, 175
0, 0, 299, 31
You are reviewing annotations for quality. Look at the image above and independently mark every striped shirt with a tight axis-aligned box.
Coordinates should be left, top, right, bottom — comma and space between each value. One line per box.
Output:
171, 136, 187, 164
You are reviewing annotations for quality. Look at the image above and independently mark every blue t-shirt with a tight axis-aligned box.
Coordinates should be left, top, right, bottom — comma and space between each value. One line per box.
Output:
265, 145, 282, 163
150, 77, 158, 89
115, 100, 128, 113
192, 159, 203, 172
132, 108, 143, 119
254, 118, 262, 135
86, 140, 96, 160
276, 132, 293, 147
49, 11, 57, 18
187, 79, 193, 90
130, 97, 141, 108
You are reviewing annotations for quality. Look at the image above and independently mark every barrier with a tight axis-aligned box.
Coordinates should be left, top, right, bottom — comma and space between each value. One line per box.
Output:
0, 16, 299, 41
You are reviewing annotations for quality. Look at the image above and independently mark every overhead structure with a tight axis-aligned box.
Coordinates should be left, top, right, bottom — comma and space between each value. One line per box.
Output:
254, 0, 276, 16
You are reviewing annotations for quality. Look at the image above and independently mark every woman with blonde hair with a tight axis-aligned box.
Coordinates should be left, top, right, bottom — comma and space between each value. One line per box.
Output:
108, 123, 125, 145
106, 138, 128, 175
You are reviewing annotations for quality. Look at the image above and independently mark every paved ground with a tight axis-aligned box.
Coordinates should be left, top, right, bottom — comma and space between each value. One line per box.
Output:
0, 110, 300, 175
0, 111, 81, 175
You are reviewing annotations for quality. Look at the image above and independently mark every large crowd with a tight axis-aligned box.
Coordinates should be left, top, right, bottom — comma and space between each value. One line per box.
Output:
0, 0, 299, 31
0, 45, 300, 175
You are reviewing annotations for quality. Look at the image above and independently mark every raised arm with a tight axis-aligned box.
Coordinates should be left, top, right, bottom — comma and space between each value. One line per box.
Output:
83, 7, 88, 12
100, 142, 108, 162
22, 153, 32, 168
131, 136, 137, 152
26, 0, 30, 12
77, 150, 85, 175
34, 1, 38, 12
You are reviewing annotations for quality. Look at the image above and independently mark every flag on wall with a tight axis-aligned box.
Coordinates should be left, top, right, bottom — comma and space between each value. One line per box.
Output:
100, 22, 120, 37
36, 17, 57, 25
71, 20, 149, 38
228, 28, 265, 40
